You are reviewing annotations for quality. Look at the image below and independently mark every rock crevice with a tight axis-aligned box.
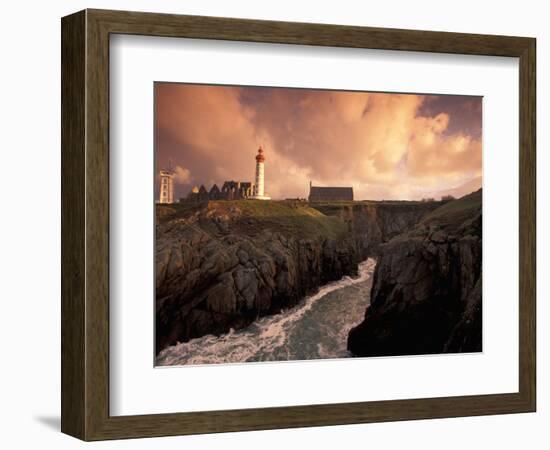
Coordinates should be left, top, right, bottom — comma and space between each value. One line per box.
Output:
155, 199, 447, 355
347, 190, 482, 356
156, 201, 364, 354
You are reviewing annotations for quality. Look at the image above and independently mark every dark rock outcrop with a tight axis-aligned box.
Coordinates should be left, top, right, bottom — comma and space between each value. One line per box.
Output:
156, 201, 359, 354
156, 198, 444, 355
311, 201, 441, 259
348, 190, 482, 356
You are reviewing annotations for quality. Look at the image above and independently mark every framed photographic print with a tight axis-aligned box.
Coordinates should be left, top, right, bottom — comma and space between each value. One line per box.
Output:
61, 9, 536, 440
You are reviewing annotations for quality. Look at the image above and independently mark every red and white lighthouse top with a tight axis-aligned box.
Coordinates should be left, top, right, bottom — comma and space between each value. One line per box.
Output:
255, 146, 265, 163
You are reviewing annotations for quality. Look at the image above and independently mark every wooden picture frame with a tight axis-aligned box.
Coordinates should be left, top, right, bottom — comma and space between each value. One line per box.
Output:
61, 9, 536, 441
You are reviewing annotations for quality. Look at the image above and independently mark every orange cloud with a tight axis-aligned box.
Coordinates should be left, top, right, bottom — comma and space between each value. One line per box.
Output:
173, 165, 192, 184
155, 84, 482, 201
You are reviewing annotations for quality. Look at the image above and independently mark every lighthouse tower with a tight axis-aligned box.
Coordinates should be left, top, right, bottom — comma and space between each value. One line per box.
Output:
159, 168, 175, 204
252, 146, 271, 200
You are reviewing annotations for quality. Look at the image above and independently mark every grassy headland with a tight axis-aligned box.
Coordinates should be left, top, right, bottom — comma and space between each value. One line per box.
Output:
156, 200, 349, 241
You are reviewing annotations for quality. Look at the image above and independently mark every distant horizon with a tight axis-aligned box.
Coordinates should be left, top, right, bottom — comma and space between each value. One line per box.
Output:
155, 83, 482, 201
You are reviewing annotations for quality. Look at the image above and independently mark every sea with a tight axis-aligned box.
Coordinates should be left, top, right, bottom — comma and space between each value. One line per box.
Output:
155, 258, 376, 366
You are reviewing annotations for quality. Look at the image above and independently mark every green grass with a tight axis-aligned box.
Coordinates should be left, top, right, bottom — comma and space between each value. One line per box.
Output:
157, 200, 349, 241
212, 199, 327, 218
216, 200, 348, 240
155, 202, 206, 224
157, 197, 455, 241
158, 194, 476, 241
419, 189, 481, 232
309, 199, 442, 218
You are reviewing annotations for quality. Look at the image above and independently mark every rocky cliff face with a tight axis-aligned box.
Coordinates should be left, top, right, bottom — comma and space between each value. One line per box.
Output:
311, 201, 441, 258
156, 199, 443, 355
156, 201, 359, 354
347, 190, 482, 356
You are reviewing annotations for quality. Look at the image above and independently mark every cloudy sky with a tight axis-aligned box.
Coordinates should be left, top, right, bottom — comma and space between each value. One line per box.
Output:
155, 83, 482, 201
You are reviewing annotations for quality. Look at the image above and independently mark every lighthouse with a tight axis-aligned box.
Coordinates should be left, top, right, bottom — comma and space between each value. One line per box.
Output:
158, 168, 175, 204
251, 145, 271, 200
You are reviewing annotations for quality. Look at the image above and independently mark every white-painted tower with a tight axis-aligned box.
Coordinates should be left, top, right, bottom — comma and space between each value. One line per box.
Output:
159, 169, 175, 204
252, 146, 271, 200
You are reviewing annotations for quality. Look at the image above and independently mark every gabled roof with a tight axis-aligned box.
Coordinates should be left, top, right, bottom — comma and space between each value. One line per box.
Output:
222, 181, 237, 190
222, 180, 252, 190
309, 186, 354, 201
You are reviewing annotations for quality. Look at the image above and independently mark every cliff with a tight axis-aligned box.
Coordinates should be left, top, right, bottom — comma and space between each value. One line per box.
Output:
156, 200, 358, 354
155, 199, 442, 355
347, 190, 482, 356
311, 200, 441, 258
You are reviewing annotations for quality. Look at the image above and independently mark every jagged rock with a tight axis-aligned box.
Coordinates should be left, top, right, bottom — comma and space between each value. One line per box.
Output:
444, 275, 482, 352
155, 198, 445, 355
429, 229, 447, 243
156, 201, 363, 354
237, 249, 249, 264
233, 267, 258, 309
348, 190, 482, 357
205, 273, 236, 314
311, 201, 441, 259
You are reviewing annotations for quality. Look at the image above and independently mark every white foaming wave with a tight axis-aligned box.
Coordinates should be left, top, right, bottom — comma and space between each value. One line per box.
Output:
156, 258, 376, 366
